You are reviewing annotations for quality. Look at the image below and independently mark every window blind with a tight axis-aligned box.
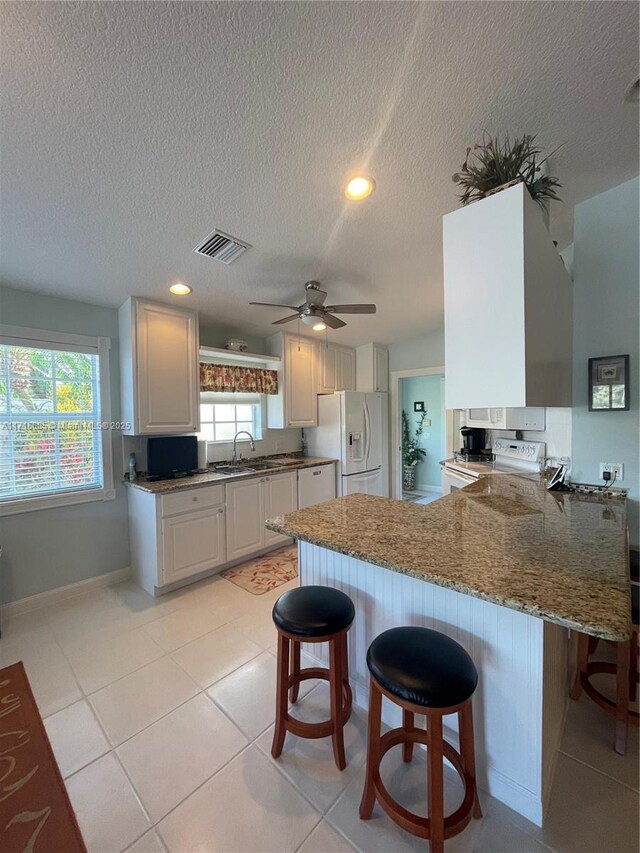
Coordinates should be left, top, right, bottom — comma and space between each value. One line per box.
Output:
0, 342, 104, 503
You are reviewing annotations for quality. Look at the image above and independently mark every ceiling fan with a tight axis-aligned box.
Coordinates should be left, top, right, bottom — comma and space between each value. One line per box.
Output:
250, 281, 376, 330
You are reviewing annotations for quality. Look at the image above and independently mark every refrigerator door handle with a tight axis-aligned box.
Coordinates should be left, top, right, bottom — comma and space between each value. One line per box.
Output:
363, 399, 371, 467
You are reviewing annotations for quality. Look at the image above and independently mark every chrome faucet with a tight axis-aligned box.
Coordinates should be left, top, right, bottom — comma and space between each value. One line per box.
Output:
232, 430, 256, 464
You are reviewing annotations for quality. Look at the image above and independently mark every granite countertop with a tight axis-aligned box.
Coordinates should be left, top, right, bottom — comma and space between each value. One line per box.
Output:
266, 475, 631, 641
125, 456, 336, 494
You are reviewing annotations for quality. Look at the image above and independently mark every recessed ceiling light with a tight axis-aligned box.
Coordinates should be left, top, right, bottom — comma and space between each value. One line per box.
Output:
169, 283, 192, 296
312, 322, 327, 332
344, 174, 376, 201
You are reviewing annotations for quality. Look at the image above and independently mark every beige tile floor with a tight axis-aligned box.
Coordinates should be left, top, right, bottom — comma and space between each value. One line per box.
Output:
1, 551, 638, 853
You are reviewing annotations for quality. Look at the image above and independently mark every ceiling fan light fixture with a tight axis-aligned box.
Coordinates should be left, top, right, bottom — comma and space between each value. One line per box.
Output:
300, 314, 319, 326
312, 322, 327, 332
169, 282, 192, 295
344, 174, 375, 201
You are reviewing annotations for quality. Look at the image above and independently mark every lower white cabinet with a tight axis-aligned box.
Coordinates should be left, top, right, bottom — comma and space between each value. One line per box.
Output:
264, 471, 298, 547
162, 506, 225, 584
226, 471, 297, 559
298, 464, 336, 508
225, 477, 265, 562
129, 470, 299, 596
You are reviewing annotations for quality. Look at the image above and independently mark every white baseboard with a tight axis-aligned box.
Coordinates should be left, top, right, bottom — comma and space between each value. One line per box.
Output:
1, 567, 131, 618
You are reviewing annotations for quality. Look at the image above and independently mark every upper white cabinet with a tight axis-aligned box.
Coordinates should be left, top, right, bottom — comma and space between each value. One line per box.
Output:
465, 407, 546, 431
119, 297, 200, 435
356, 343, 389, 393
266, 333, 317, 427
317, 344, 356, 394
443, 183, 572, 409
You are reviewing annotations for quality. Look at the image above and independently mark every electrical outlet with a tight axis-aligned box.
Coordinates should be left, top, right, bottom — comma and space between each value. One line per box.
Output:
599, 462, 624, 481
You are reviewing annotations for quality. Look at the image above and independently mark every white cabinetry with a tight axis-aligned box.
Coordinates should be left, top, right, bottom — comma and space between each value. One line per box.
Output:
119, 297, 200, 435
356, 343, 389, 393
465, 407, 546, 431
225, 470, 297, 560
162, 507, 225, 584
443, 183, 572, 409
264, 471, 298, 547
225, 477, 264, 561
317, 345, 356, 394
298, 463, 336, 508
267, 333, 317, 428
129, 483, 226, 595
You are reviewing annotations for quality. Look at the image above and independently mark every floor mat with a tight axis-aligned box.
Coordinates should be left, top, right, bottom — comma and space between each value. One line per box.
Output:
221, 545, 298, 595
0, 661, 86, 852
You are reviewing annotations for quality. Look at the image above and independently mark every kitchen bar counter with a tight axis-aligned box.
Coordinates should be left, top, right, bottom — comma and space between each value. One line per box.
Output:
125, 455, 336, 494
267, 475, 631, 825
266, 474, 630, 641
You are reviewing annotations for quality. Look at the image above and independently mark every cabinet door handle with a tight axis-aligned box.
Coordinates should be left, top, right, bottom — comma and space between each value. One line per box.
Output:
313, 470, 321, 476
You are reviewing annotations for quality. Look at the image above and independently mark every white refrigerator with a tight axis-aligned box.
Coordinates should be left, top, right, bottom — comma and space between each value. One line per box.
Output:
306, 392, 388, 497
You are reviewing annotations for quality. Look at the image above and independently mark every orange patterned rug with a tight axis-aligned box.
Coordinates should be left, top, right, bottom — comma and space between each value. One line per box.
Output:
221, 545, 298, 595
0, 661, 86, 852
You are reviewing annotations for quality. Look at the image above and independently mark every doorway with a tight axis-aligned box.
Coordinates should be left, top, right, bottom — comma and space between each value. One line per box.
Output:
390, 367, 458, 502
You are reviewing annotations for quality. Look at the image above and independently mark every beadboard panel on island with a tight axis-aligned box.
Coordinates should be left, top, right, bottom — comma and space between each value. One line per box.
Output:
298, 540, 570, 827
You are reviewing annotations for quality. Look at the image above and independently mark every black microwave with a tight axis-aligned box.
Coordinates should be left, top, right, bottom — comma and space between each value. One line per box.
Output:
147, 436, 198, 479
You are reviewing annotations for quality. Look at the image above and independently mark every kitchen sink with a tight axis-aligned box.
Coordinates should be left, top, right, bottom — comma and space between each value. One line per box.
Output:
213, 461, 275, 475
213, 464, 256, 475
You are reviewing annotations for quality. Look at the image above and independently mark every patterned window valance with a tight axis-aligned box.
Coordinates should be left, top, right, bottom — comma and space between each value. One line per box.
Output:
200, 362, 279, 395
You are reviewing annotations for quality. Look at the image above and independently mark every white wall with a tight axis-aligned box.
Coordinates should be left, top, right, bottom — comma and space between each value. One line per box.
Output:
571, 177, 639, 546
388, 329, 444, 372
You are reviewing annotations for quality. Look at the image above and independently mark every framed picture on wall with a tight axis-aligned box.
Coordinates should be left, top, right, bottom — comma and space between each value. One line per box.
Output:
588, 354, 629, 411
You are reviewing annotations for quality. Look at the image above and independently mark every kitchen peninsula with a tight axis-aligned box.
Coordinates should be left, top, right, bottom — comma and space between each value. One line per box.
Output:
266, 475, 630, 826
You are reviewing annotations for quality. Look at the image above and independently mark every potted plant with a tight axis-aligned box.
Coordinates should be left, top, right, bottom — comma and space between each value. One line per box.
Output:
402, 410, 427, 491
452, 132, 562, 224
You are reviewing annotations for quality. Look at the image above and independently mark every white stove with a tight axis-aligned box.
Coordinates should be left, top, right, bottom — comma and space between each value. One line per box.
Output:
442, 439, 546, 494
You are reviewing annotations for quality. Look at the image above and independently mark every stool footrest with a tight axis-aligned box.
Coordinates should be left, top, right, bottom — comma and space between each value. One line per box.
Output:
580, 667, 640, 725
371, 726, 476, 841
284, 668, 352, 739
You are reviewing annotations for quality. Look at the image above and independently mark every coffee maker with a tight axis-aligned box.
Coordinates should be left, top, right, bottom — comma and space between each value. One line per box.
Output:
459, 426, 486, 459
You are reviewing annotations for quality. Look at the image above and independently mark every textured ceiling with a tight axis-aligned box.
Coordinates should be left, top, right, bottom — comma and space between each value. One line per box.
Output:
1, 1, 638, 347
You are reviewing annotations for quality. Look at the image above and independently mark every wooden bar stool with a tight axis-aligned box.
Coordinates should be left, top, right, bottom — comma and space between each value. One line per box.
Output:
360, 627, 482, 853
570, 582, 639, 755
271, 585, 354, 770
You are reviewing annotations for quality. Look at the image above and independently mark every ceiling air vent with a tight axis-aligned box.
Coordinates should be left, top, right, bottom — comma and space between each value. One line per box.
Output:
193, 229, 251, 264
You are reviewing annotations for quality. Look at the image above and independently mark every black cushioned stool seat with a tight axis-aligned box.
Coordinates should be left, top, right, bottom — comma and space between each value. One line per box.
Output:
272, 585, 355, 638
360, 626, 482, 853
271, 585, 354, 770
367, 626, 478, 708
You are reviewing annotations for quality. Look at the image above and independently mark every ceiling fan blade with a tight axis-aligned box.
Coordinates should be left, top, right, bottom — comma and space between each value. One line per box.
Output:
325, 304, 377, 314
322, 313, 347, 329
250, 302, 301, 310
272, 314, 301, 325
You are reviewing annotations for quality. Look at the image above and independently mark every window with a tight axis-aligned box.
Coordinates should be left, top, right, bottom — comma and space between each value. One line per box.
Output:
198, 394, 262, 443
0, 326, 114, 515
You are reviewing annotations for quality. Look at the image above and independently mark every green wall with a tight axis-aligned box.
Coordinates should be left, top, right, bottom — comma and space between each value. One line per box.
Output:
401, 374, 445, 489
571, 177, 639, 546
0, 285, 130, 603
